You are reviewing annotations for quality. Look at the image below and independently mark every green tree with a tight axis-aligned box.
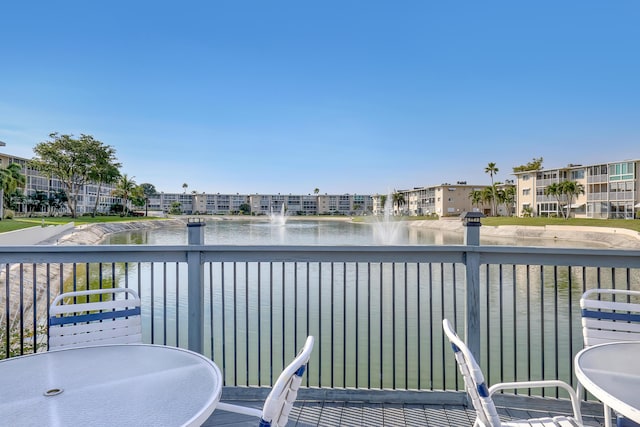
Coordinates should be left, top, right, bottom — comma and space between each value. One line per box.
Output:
8, 188, 26, 212
130, 185, 146, 211
139, 183, 158, 216
182, 183, 188, 194
0, 163, 26, 219
48, 190, 68, 216
481, 186, 495, 214
502, 184, 517, 216
484, 162, 499, 216
239, 203, 251, 215
28, 190, 49, 213
392, 191, 405, 215
543, 182, 563, 218
560, 180, 585, 220
111, 174, 137, 216
88, 145, 121, 217
468, 190, 484, 208
169, 201, 182, 215
521, 205, 533, 217
512, 157, 544, 173
30, 133, 118, 218
379, 195, 388, 213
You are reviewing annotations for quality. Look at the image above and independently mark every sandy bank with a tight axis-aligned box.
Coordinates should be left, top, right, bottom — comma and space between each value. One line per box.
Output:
40, 219, 186, 245
406, 219, 640, 249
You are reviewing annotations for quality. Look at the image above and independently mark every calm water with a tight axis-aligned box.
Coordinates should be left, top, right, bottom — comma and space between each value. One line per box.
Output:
100, 219, 613, 389
103, 218, 601, 247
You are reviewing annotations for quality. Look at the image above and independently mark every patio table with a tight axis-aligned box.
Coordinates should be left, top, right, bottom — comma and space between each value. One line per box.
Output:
0, 344, 222, 426
575, 341, 640, 426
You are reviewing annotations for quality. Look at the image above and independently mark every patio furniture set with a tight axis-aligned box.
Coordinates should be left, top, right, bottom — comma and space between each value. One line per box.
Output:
443, 288, 640, 427
0, 287, 639, 426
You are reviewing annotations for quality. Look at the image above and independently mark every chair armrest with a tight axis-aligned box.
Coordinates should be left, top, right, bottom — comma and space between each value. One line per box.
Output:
489, 380, 583, 424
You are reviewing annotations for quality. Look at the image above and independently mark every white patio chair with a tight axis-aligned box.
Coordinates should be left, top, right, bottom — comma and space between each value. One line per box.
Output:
49, 288, 142, 350
216, 336, 314, 427
443, 319, 583, 427
580, 289, 640, 427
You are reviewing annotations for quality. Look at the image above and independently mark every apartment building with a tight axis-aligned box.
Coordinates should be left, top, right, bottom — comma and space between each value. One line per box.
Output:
514, 159, 640, 219
372, 183, 488, 217
146, 192, 372, 216
0, 152, 120, 215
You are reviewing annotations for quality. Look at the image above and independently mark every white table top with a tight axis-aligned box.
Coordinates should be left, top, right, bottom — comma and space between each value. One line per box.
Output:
0, 344, 222, 427
575, 341, 640, 423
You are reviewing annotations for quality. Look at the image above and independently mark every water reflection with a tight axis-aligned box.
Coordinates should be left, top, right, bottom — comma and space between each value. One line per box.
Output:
104, 219, 603, 248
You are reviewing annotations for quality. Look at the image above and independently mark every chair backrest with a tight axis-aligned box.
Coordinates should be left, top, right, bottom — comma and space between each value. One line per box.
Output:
442, 319, 501, 427
581, 289, 640, 347
260, 336, 314, 427
49, 288, 142, 350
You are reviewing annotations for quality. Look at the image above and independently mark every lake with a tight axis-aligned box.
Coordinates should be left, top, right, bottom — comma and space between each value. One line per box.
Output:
99, 218, 614, 389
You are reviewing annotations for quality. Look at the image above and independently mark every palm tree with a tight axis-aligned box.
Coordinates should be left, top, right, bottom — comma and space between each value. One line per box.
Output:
314, 188, 320, 215
112, 174, 138, 216
484, 162, 499, 216
543, 182, 563, 218
140, 183, 158, 216
481, 186, 494, 215
560, 180, 585, 220
495, 187, 507, 216
392, 191, 405, 216
502, 185, 517, 216
88, 144, 121, 217
48, 190, 68, 216
379, 195, 388, 215
0, 163, 26, 219
468, 190, 484, 209
182, 183, 188, 194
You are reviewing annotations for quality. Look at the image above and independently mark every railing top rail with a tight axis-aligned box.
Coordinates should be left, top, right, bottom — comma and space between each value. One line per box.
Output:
0, 244, 639, 267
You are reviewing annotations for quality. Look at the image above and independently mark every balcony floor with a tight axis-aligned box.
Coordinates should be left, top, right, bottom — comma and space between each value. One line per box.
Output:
205, 399, 608, 426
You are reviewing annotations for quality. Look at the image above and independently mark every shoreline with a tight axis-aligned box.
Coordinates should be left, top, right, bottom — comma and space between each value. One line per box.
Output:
405, 218, 640, 249
33, 216, 640, 249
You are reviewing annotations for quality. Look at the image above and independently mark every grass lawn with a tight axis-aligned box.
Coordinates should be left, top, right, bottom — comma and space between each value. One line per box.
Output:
0, 215, 167, 233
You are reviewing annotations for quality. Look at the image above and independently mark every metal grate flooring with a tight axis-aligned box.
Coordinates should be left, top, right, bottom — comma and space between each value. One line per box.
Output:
204, 399, 607, 426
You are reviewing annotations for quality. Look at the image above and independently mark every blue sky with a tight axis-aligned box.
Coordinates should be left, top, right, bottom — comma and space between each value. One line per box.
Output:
1, 1, 638, 195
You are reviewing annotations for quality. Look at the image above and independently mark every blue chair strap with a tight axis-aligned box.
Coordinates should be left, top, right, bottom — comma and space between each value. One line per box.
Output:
295, 365, 306, 377
582, 309, 640, 323
258, 418, 271, 427
477, 382, 490, 398
50, 307, 141, 326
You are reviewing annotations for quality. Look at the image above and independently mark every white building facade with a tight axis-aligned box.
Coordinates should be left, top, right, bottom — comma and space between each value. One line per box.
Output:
514, 159, 640, 219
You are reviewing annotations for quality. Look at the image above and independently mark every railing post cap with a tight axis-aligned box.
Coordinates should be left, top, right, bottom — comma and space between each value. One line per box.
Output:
460, 211, 484, 227
187, 218, 206, 227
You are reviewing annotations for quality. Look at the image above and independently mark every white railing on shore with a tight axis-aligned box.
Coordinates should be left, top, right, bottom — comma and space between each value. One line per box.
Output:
2, 223, 640, 403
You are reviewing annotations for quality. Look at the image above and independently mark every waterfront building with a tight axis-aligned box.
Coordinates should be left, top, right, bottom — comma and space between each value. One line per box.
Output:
0, 152, 120, 216
372, 182, 489, 217
513, 159, 640, 219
